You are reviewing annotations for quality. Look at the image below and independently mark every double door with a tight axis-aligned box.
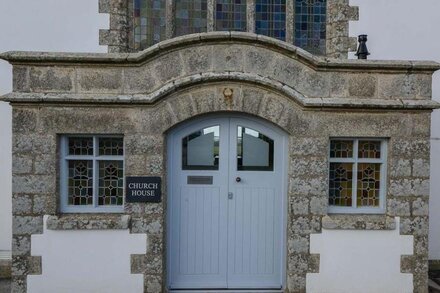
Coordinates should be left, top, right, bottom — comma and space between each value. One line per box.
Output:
167, 116, 286, 290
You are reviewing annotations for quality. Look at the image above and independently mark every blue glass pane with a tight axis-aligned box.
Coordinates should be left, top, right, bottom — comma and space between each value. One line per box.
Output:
175, 0, 208, 36
294, 0, 326, 55
133, 0, 166, 50
255, 0, 286, 41
215, 0, 247, 31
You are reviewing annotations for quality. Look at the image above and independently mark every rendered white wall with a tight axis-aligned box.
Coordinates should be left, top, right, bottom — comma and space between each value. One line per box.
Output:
0, 0, 108, 252
28, 216, 146, 293
307, 218, 413, 293
349, 0, 440, 260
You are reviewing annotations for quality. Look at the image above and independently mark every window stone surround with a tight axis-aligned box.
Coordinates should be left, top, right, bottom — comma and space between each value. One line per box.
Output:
99, 0, 358, 58
1, 34, 438, 293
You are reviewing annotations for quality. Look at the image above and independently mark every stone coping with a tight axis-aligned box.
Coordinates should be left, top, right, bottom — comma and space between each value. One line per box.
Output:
322, 215, 396, 230
1, 32, 439, 73
46, 214, 131, 230
1, 75, 439, 110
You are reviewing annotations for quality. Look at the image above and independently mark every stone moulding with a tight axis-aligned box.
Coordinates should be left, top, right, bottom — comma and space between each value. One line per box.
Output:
1, 32, 439, 111
1, 32, 439, 72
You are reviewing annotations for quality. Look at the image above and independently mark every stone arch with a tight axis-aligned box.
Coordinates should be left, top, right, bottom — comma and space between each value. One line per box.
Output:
151, 82, 302, 136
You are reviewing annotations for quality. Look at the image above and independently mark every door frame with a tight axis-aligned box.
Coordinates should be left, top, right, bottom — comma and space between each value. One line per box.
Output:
166, 113, 288, 290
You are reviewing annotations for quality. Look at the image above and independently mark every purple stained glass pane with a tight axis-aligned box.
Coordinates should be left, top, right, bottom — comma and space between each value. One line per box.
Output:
175, 0, 208, 36
133, 0, 166, 50
215, 0, 247, 31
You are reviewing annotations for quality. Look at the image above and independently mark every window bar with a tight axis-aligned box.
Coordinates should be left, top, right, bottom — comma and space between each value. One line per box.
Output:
286, 0, 294, 43
247, 0, 256, 33
93, 136, 99, 208
352, 139, 358, 209
207, 0, 215, 31
166, 0, 174, 38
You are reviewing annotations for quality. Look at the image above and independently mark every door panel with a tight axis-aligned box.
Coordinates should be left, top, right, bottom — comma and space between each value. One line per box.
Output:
168, 116, 285, 290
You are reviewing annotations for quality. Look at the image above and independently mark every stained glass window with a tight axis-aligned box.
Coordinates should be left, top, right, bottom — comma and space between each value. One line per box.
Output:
358, 141, 381, 159
329, 139, 386, 212
68, 160, 93, 205
68, 137, 93, 156
329, 163, 353, 207
175, 0, 208, 36
330, 140, 353, 158
255, 0, 286, 41
134, 0, 166, 50
98, 161, 124, 206
294, 0, 327, 55
62, 136, 124, 212
215, 0, 247, 31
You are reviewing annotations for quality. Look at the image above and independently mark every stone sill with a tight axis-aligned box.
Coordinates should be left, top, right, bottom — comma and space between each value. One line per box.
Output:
322, 215, 396, 230
46, 214, 131, 230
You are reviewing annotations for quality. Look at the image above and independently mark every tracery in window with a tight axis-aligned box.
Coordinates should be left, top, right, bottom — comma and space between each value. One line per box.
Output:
68, 160, 94, 206
175, 0, 208, 36
215, 0, 247, 32
98, 161, 124, 206
255, 0, 286, 41
134, 0, 166, 50
294, 0, 327, 55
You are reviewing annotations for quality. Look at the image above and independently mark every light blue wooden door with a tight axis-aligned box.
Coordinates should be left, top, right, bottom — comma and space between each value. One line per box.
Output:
168, 116, 286, 290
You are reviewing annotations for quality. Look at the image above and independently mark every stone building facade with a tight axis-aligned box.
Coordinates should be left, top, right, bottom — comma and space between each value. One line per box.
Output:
1, 1, 439, 292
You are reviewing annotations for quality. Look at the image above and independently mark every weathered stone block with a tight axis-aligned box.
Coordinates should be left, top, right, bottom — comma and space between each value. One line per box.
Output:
309, 196, 328, 215
290, 216, 321, 235
348, 74, 377, 98
77, 68, 123, 93
12, 216, 43, 235
29, 67, 74, 93
389, 178, 429, 197
12, 156, 33, 175
13, 66, 29, 92
289, 196, 309, 215
12, 194, 32, 215
288, 235, 310, 254
400, 217, 429, 236
287, 273, 306, 291
412, 158, 430, 178
12, 108, 37, 133
390, 159, 411, 178
290, 157, 327, 177
387, 198, 411, 216
290, 137, 328, 156
145, 274, 162, 293
412, 197, 429, 216
288, 253, 309, 274
153, 51, 184, 84
34, 154, 56, 175
289, 177, 327, 196
212, 44, 245, 72
180, 46, 213, 75
12, 236, 30, 256
12, 175, 55, 194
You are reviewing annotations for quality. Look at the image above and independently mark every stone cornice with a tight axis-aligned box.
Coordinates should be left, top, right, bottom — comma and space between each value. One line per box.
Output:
1, 32, 440, 73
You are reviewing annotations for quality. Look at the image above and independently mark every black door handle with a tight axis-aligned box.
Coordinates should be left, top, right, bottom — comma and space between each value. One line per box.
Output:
236, 177, 241, 182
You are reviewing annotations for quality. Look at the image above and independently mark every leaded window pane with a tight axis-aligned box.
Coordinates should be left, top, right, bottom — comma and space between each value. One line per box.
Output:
98, 161, 124, 206
68, 137, 93, 156
256, 0, 286, 41
134, 0, 166, 50
330, 140, 353, 158
358, 140, 381, 159
215, 0, 247, 32
294, 0, 327, 55
68, 160, 93, 205
175, 0, 208, 36
329, 163, 353, 207
99, 137, 124, 156
357, 163, 381, 207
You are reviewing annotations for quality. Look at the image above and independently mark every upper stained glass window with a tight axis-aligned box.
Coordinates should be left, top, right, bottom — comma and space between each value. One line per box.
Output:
175, 0, 208, 36
215, 0, 247, 31
255, 0, 286, 41
134, 0, 166, 50
294, 0, 327, 55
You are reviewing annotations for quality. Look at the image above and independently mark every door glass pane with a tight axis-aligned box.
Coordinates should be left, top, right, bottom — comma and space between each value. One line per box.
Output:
237, 126, 274, 171
182, 126, 220, 170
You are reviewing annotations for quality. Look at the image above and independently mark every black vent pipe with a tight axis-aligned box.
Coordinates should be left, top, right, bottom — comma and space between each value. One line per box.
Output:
356, 34, 370, 60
